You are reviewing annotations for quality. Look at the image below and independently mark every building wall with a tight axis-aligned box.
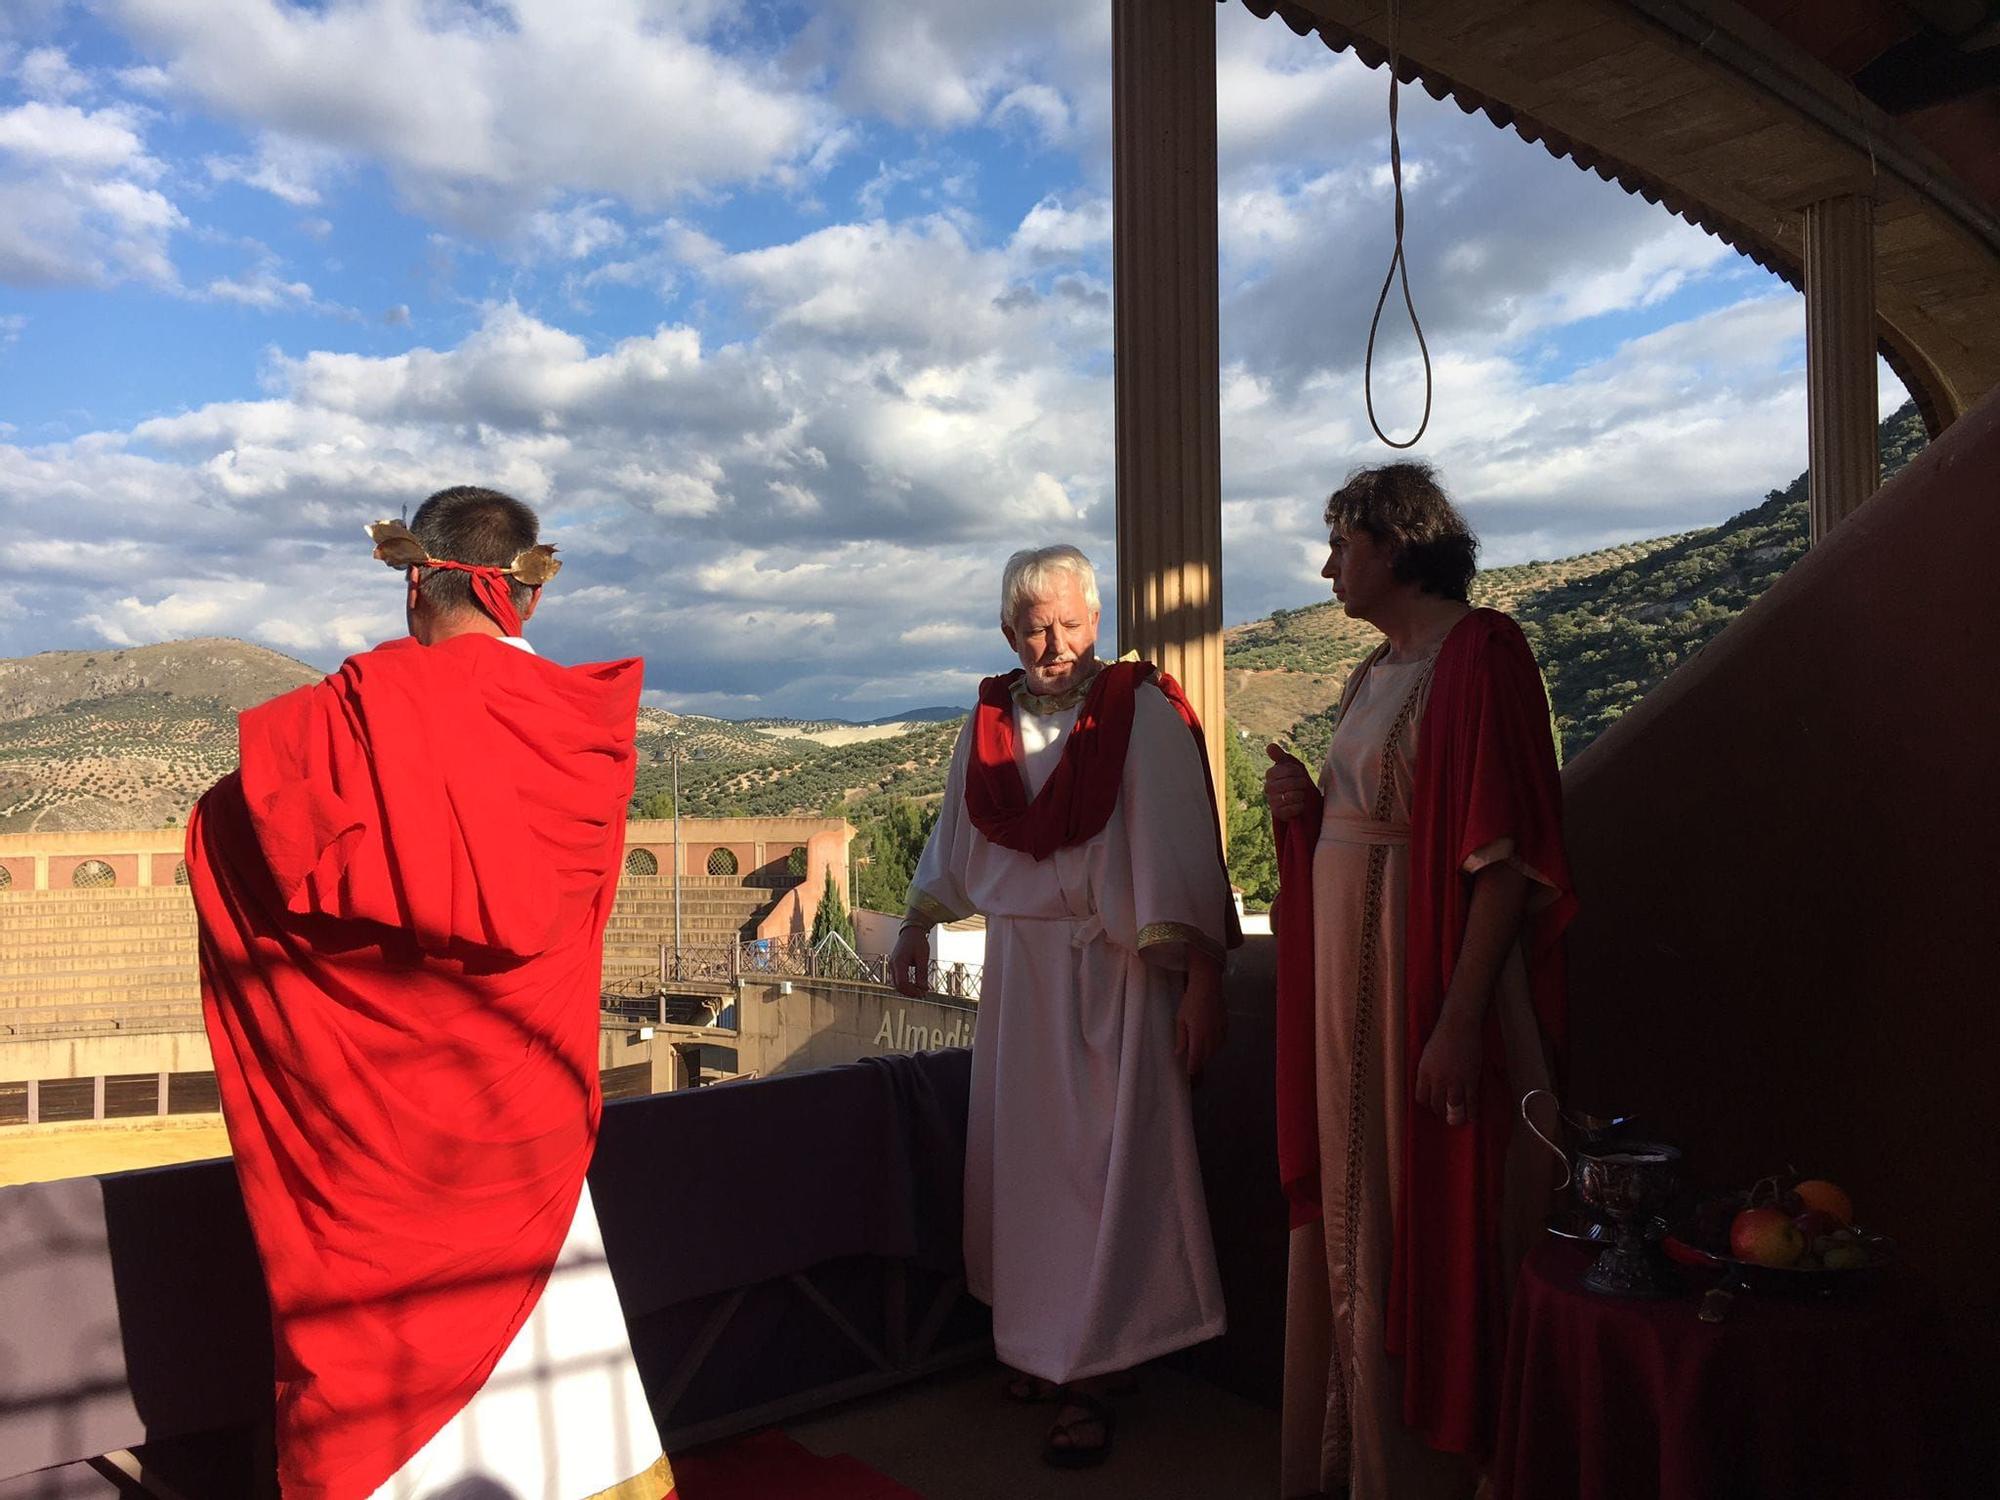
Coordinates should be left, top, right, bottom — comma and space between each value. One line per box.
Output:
1560, 388, 2000, 1488
1, 816, 855, 1016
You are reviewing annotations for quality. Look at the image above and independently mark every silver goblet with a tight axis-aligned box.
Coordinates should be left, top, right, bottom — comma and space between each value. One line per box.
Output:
1574, 1140, 1681, 1298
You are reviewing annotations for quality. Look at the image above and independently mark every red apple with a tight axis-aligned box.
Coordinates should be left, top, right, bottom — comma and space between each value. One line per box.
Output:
1731, 1207, 1805, 1267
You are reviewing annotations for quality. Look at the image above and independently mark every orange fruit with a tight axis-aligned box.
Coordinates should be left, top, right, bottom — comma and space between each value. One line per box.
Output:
1793, 1179, 1853, 1225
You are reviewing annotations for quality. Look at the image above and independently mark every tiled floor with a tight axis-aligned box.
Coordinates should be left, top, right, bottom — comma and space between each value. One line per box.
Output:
784, 1359, 1279, 1500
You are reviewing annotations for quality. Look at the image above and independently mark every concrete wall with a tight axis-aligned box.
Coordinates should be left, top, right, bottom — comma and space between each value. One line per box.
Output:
1561, 388, 2000, 1489
733, 977, 975, 1076
0, 1030, 214, 1083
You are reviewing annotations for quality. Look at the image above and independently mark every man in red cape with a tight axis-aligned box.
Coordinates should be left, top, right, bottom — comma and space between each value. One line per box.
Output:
187, 487, 672, 1500
1266, 463, 1573, 1500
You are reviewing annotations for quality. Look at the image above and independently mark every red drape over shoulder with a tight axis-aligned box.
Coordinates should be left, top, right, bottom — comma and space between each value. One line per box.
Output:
1391, 608, 1574, 1458
964, 661, 1240, 947
186, 633, 641, 1500
964, 663, 1147, 859
1270, 609, 1572, 1460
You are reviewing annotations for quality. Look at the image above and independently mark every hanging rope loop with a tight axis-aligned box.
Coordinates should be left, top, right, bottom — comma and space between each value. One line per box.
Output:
1363, 0, 1433, 450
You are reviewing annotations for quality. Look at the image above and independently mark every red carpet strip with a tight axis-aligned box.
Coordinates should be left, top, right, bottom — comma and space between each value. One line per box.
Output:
669, 1429, 928, 1500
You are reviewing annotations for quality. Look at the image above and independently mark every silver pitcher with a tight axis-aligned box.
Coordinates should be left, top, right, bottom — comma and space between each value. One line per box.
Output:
1519, 1087, 1638, 1193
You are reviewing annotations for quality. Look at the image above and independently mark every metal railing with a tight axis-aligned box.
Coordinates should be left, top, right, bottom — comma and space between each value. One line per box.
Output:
744, 932, 983, 1002
608, 933, 983, 1008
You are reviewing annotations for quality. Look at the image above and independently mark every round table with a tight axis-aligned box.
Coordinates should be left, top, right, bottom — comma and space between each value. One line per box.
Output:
1492, 1240, 1942, 1500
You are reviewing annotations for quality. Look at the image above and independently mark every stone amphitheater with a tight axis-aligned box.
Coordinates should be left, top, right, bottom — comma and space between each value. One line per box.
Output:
0, 817, 852, 1132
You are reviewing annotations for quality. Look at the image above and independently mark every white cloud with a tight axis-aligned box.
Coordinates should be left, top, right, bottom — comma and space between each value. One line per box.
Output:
202, 260, 343, 315
110, 0, 838, 220
0, 173, 184, 287
17, 47, 88, 101
1012, 193, 1109, 261
0, 100, 152, 174
524, 199, 627, 262
0, 80, 182, 288
990, 82, 1070, 147
206, 133, 345, 207
811, 0, 1103, 133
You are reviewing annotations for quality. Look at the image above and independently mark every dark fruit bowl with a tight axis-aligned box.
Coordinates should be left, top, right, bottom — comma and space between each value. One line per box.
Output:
1662, 1226, 1894, 1296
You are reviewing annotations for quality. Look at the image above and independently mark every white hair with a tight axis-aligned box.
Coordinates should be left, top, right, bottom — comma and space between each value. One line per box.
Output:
999, 545, 1101, 628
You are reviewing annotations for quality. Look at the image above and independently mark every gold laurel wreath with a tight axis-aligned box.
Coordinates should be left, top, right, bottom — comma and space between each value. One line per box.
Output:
365, 519, 562, 586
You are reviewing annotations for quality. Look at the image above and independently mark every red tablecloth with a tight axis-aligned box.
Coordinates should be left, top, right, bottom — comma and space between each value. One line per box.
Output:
1493, 1241, 1942, 1500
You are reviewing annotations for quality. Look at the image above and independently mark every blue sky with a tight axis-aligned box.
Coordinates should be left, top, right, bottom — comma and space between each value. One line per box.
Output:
0, 1, 1904, 717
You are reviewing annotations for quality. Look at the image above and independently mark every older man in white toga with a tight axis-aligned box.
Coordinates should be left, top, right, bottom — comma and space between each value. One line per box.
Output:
889, 544, 1238, 1469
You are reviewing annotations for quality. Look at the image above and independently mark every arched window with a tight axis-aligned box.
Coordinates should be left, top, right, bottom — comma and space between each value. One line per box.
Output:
786, 845, 808, 878
72, 859, 117, 889
172, 861, 190, 886
706, 848, 739, 876
0, 865, 12, 889
624, 848, 659, 877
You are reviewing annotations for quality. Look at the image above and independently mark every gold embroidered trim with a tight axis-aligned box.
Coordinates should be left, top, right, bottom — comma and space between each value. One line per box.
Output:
586, 1452, 673, 1500
1136, 920, 1224, 960
903, 888, 964, 928
1009, 665, 1103, 715
1338, 656, 1435, 1401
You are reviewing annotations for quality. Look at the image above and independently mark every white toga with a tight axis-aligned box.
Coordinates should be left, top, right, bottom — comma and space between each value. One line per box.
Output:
909, 675, 1230, 1382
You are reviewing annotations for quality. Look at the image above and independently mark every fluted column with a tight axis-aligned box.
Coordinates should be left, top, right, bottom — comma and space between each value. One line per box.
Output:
1804, 194, 1879, 542
1112, 0, 1225, 825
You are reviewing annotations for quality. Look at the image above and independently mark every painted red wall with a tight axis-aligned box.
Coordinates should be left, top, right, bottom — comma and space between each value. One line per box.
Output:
1561, 389, 2000, 1490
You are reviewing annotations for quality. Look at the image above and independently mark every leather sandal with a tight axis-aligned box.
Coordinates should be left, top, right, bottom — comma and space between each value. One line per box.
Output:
1042, 1390, 1116, 1469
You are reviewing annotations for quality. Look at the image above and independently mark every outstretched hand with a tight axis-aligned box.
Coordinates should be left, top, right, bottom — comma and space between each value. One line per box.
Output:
1264, 743, 1315, 822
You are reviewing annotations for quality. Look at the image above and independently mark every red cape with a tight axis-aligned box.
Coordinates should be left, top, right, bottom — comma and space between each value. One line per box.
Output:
1274, 608, 1573, 1459
187, 633, 641, 1500
966, 661, 1241, 946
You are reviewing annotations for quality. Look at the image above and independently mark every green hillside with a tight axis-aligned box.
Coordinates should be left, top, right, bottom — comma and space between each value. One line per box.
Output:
629, 719, 962, 821
1520, 399, 1926, 756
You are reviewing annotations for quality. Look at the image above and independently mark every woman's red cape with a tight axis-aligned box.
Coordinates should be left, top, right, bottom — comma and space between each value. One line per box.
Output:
186, 633, 641, 1500
1271, 608, 1573, 1458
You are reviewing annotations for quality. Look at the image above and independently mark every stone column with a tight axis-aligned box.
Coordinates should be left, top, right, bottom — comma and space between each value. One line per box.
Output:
1113, 0, 1226, 827
1804, 194, 1879, 542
